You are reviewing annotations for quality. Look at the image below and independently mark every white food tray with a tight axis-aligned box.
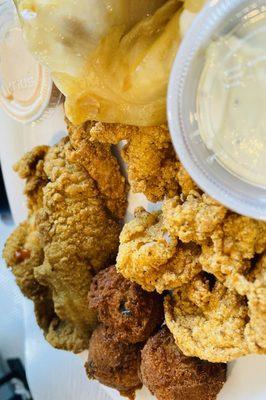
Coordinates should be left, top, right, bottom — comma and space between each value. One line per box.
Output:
1, 105, 266, 400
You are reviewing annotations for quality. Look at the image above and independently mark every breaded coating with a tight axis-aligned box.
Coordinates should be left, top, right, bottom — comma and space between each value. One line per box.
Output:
90, 122, 196, 202
247, 254, 266, 352
117, 208, 202, 293
176, 164, 199, 197
141, 327, 227, 400
86, 325, 142, 397
163, 193, 266, 286
37, 137, 125, 270
117, 191, 266, 361
67, 120, 127, 219
163, 193, 227, 244
3, 220, 45, 300
3, 134, 128, 352
226, 253, 266, 354
165, 274, 250, 362
89, 266, 164, 343
14, 145, 49, 212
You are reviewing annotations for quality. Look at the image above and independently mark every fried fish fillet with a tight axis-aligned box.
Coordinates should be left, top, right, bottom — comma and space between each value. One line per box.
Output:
163, 192, 266, 287
3, 134, 127, 352
117, 207, 202, 292
3, 220, 45, 301
228, 253, 266, 355
165, 255, 266, 363
67, 121, 127, 219
164, 274, 250, 362
90, 122, 196, 202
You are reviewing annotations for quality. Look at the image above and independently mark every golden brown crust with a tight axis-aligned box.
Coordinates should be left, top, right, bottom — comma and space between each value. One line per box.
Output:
3, 131, 128, 353
90, 122, 196, 202
14, 145, 49, 213
4, 118, 266, 365
231, 253, 266, 354
163, 193, 266, 286
68, 120, 128, 219
141, 326, 227, 400
164, 274, 250, 362
36, 138, 123, 271
117, 191, 266, 361
89, 266, 164, 343
3, 221, 45, 299
117, 208, 202, 293
86, 325, 142, 396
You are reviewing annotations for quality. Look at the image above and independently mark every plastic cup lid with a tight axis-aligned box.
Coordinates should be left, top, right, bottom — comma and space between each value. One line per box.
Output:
168, 0, 266, 220
0, 0, 61, 124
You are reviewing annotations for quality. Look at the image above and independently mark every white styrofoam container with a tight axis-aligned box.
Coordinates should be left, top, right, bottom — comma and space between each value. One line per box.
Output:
1, 99, 266, 400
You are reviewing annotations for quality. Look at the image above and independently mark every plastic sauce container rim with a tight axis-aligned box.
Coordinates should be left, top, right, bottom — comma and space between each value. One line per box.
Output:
167, 0, 266, 220
0, 0, 62, 124
0, 66, 54, 123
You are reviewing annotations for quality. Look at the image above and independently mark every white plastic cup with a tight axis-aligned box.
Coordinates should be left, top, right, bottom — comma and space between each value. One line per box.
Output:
0, 0, 62, 124
168, 0, 266, 220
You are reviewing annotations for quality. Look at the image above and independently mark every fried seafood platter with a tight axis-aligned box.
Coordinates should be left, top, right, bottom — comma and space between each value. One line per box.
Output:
4, 118, 266, 399
2, 1, 266, 400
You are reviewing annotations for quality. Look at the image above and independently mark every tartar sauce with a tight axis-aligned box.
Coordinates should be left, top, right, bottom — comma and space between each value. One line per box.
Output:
197, 26, 266, 187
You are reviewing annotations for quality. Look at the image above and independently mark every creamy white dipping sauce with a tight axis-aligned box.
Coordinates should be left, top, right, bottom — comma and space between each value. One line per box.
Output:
197, 24, 266, 187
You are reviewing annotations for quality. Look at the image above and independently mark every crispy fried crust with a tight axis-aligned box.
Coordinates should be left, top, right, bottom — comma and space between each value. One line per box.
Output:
117, 189, 266, 361
90, 122, 197, 202
3, 221, 44, 299
36, 138, 124, 271
67, 120, 128, 219
3, 132, 128, 353
163, 193, 266, 287
164, 274, 250, 362
86, 325, 142, 396
89, 266, 163, 343
14, 145, 49, 213
141, 327, 227, 400
117, 208, 202, 293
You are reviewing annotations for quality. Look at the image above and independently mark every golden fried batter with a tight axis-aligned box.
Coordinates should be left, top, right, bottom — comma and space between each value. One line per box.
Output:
117, 208, 202, 293
164, 274, 250, 362
36, 139, 124, 269
4, 146, 50, 310
163, 193, 266, 286
3, 220, 45, 300
117, 191, 266, 361
3, 134, 128, 352
90, 122, 196, 202
163, 193, 227, 244
67, 120, 127, 219
227, 253, 266, 355
14, 145, 49, 212
165, 255, 266, 362
246, 254, 266, 353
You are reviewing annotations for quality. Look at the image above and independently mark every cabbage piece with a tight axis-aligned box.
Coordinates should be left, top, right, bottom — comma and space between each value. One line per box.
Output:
16, 0, 183, 125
